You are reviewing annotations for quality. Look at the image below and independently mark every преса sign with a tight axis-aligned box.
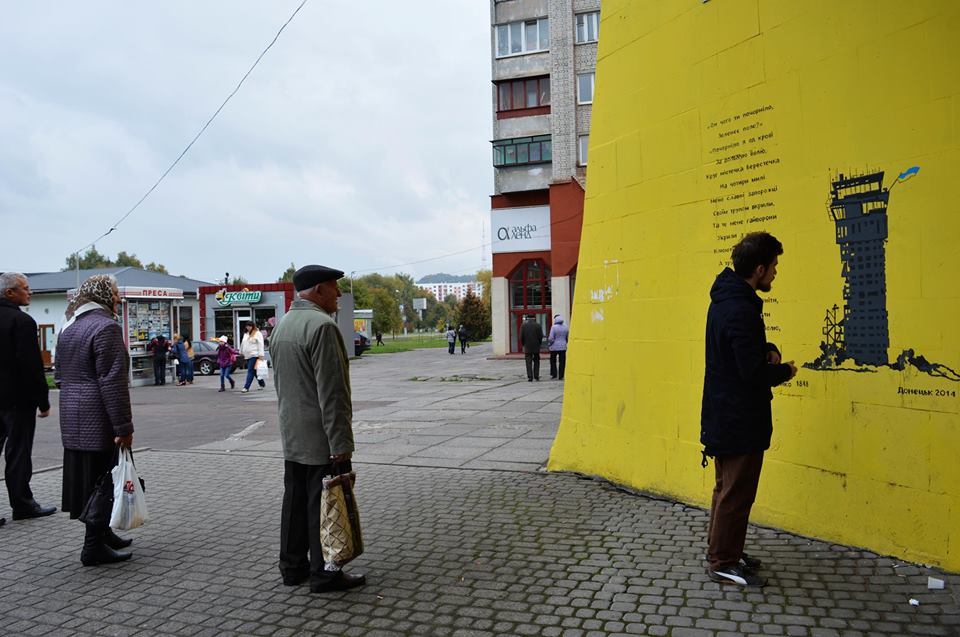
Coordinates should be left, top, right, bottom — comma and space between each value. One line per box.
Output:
490, 206, 551, 254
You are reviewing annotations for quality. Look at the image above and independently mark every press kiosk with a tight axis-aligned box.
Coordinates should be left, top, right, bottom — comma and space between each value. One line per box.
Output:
119, 286, 183, 386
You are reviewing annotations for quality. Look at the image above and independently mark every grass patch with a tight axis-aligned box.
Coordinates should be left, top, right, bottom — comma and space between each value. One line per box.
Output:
366, 335, 450, 355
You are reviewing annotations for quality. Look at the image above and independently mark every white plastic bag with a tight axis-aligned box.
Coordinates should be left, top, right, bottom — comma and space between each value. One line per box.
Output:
256, 358, 269, 380
110, 447, 148, 530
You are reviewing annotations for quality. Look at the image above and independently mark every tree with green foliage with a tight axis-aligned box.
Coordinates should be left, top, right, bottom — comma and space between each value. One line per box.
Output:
476, 269, 492, 312
278, 263, 296, 283
457, 290, 491, 341
64, 248, 169, 273
229, 276, 249, 286
370, 288, 402, 335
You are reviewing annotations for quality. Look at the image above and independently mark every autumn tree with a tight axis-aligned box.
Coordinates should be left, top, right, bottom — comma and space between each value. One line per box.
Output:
456, 290, 491, 341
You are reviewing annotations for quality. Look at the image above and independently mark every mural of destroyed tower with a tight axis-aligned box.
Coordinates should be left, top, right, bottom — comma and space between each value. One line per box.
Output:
829, 171, 889, 365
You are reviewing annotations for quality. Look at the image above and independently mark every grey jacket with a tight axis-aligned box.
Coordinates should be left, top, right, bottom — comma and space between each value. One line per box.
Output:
55, 308, 133, 450
270, 299, 354, 465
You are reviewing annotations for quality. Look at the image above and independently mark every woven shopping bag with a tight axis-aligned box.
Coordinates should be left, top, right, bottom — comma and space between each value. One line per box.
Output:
319, 470, 364, 566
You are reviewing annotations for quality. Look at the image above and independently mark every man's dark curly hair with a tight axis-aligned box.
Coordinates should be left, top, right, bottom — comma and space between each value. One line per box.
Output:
731, 232, 783, 278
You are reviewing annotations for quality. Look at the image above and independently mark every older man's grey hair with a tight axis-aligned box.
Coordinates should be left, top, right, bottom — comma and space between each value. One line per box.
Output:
0, 272, 27, 295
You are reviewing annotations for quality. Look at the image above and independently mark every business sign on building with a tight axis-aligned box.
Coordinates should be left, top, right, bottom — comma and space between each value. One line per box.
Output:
215, 288, 263, 306
490, 206, 550, 254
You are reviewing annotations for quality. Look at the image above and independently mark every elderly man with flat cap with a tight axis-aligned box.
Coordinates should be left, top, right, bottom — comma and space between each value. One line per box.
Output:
269, 264, 365, 593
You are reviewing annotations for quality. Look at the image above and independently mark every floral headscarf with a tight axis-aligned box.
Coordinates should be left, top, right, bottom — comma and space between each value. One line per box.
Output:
65, 274, 118, 320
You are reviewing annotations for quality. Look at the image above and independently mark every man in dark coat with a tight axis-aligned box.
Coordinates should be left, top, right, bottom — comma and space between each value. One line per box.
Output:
0, 272, 57, 526
700, 233, 797, 587
147, 334, 169, 385
519, 315, 544, 381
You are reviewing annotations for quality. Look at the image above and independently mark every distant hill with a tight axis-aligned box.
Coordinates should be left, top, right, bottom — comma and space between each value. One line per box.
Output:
416, 273, 476, 284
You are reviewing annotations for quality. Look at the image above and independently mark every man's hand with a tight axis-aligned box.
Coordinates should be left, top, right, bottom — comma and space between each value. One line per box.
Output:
785, 361, 798, 380
766, 350, 781, 365
38, 409, 50, 418
330, 452, 352, 464
115, 434, 133, 448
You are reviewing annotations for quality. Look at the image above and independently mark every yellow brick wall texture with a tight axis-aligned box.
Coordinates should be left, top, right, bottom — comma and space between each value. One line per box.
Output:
548, 0, 960, 571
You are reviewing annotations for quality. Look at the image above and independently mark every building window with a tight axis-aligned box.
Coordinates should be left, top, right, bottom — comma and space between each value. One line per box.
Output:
493, 135, 552, 167
576, 72, 594, 104
496, 18, 549, 58
578, 135, 589, 166
575, 12, 599, 44
497, 76, 550, 113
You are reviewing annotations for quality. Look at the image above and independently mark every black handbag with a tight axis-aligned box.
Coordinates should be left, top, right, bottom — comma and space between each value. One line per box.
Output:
78, 471, 114, 528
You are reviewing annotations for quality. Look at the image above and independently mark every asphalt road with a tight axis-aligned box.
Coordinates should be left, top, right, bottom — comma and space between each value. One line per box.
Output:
10, 372, 282, 475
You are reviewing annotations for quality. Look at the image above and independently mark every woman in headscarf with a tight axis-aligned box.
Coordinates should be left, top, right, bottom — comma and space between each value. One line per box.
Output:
56, 274, 135, 566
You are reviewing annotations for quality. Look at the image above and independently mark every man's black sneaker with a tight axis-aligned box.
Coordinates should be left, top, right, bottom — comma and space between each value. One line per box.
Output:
707, 565, 766, 587
740, 553, 762, 569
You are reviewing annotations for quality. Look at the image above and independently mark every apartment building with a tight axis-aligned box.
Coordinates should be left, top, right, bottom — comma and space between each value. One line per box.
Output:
489, 0, 599, 354
415, 274, 484, 303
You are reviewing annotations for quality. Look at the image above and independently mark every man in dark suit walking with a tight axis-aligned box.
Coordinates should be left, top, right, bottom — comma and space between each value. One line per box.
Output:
519, 315, 544, 382
0, 272, 57, 527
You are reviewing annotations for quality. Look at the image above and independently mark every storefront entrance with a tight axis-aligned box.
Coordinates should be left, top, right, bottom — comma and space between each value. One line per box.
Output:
508, 259, 551, 353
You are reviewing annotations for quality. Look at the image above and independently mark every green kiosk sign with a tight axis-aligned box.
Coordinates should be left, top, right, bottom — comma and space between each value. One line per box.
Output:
215, 289, 262, 306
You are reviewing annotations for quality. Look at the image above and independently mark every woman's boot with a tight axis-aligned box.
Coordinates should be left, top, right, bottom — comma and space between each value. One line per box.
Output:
104, 527, 133, 549
81, 523, 132, 566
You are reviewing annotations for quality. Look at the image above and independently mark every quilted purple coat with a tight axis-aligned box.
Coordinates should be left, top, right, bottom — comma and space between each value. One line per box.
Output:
55, 309, 134, 450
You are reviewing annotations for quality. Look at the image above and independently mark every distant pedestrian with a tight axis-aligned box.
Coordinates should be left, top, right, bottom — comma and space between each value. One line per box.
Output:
217, 336, 237, 392
185, 336, 196, 383
240, 321, 266, 393
700, 232, 797, 587
0, 272, 57, 527
547, 315, 569, 380
445, 325, 457, 355
519, 315, 543, 381
171, 334, 192, 386
375, 331, 384, 346
146, 334, 169, 385
458, 324, 468, 354
56, 274, 134, 566
271, 264, 365, 594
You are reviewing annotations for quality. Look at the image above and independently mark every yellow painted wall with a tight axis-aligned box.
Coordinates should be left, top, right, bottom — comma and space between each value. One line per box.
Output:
549, 0, 960, 571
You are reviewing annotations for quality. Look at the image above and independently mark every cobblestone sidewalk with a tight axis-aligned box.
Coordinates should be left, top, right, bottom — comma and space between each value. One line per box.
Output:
1, 450, 957, 637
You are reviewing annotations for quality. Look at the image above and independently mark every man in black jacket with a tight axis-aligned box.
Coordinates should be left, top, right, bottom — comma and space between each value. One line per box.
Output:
0, 272, 57, 526
700, 233, 797, 587
519, 315, 544, 381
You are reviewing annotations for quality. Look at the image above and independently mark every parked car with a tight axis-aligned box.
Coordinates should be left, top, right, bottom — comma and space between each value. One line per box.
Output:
192, 340, 239, 376
355, 332, 370, 357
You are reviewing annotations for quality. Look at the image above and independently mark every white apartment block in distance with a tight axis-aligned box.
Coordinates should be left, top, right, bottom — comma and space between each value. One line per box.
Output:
415, 274, 484, 303
489, 0, 599, 354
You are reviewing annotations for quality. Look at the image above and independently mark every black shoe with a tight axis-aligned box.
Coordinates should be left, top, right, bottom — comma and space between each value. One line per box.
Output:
81, 543, 132, 567
282, 571, 309, 586
707, 565, 765, 587
12, 504, 56, 520
528, 378, 533, 382
310, 571, 366, 593
0, 517, 5, 527
218, 387, 225, 392
104, 528, 133, 550
740, 553, 762, 570
229, 379, 235, 389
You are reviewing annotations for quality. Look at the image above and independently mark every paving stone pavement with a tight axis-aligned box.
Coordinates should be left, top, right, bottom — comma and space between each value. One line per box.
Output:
1, 344, 958, 636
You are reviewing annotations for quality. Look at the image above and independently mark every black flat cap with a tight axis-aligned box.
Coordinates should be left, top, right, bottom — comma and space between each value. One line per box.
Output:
293, 264, 345, 291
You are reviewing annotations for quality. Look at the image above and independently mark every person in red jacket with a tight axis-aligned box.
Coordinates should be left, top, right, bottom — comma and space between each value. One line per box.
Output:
0, 272, 57, 527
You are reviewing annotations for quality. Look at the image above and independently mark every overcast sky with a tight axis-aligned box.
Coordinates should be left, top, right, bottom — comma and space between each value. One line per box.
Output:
0, 1, 493, 285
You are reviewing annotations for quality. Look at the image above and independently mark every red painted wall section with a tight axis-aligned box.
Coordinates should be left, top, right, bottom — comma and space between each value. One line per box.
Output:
490, 189, 549, 210
549, 180, 584, 277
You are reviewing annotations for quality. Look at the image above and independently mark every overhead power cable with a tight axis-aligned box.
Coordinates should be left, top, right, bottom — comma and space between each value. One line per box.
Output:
350, 208, 584, 274
71, 0, 310, 261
